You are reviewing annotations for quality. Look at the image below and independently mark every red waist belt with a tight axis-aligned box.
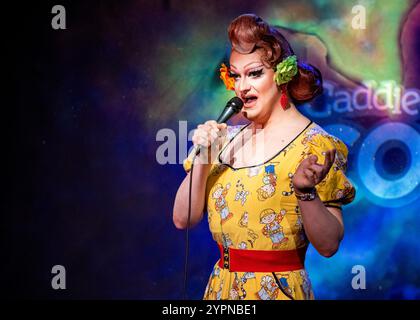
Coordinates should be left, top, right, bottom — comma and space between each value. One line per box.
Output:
217, 243, 306, 272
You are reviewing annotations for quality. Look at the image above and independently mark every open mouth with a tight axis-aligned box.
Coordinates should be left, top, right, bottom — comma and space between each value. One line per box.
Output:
243, 95, 258, 106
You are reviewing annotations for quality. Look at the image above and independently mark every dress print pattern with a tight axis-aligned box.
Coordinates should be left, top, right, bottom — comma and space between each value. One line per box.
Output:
183, 121, 356, 300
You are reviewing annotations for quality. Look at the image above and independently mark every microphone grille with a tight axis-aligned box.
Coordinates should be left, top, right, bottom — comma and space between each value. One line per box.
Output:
228, 96, 244, 113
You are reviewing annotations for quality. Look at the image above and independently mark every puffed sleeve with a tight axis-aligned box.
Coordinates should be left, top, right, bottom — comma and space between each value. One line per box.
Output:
303, 130, 356, 209
182, 124, 246, 174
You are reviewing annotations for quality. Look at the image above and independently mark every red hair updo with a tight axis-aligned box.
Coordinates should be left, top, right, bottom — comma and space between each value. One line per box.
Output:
228, 14, 323, 103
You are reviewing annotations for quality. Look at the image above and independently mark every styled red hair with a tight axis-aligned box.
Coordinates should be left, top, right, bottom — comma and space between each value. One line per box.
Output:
228, 14, 323, 103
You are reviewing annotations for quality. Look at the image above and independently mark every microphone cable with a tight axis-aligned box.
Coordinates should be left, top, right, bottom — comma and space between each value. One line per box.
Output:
182, 151, 197, 300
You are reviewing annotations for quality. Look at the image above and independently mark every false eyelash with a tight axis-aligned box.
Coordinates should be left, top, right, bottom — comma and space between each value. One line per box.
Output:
228, 72, 238, 79
228, 69, 263, 79
249, 69, 263, 77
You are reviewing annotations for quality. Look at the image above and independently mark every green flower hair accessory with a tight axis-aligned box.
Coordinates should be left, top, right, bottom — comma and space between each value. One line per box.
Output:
273, 55, 298, 86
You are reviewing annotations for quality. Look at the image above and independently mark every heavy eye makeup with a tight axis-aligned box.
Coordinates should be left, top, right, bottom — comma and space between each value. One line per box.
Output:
249, 69, 264, 77
229, 68, 264, 79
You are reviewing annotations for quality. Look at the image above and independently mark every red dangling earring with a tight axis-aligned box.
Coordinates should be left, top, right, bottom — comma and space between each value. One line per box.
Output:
280, 86, 290, 110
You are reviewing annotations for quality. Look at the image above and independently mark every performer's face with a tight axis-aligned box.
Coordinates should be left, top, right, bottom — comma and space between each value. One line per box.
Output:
229, 49, 280, 122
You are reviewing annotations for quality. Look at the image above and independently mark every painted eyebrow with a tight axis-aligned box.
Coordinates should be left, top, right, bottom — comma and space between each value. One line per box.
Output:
230, 62, 264, 71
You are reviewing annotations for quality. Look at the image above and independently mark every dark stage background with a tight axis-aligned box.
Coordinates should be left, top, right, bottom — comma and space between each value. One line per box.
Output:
5, 0, 420, 299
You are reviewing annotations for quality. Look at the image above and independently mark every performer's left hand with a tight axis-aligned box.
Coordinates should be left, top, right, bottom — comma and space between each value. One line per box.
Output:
292, 149, 336, 193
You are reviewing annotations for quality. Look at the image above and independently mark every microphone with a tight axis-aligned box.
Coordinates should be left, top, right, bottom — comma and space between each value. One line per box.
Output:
193, 96, 243, 156
216, 96, 244, 123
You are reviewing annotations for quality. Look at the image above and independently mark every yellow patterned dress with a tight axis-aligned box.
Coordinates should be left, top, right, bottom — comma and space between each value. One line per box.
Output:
183, 120, 356, 300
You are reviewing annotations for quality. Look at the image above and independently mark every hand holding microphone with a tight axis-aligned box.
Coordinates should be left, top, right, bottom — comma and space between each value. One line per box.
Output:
192, 121, 228, 165
190, 97, 243, 165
